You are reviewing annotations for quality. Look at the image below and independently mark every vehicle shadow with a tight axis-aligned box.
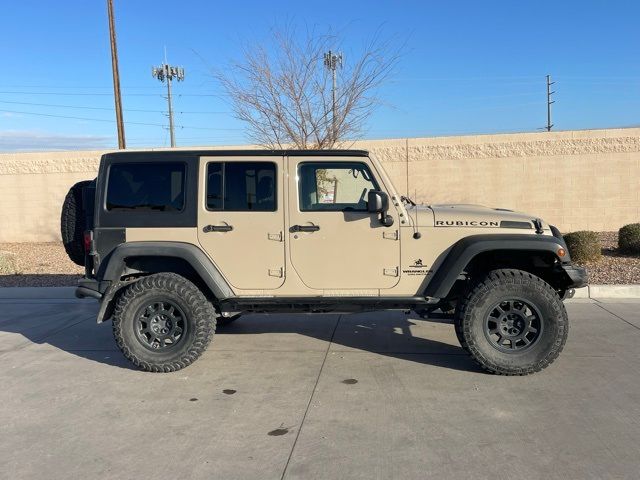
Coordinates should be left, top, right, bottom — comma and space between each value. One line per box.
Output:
0, 300, 133, 369
216, 311, 481, 373
0, 300, 480, 373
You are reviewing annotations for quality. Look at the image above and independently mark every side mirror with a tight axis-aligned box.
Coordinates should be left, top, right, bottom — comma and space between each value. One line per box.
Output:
367, 190, 388, 213
367, 190, 394, 227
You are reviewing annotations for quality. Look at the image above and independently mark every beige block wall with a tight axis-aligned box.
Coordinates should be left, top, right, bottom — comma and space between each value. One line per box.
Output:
0, 128, 638, 242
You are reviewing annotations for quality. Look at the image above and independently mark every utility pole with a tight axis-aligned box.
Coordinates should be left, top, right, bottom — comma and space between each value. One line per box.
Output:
546, 74, 555, 132
152, 51, 185, 147
324, 50, 343, 144
107, 0, 126, 149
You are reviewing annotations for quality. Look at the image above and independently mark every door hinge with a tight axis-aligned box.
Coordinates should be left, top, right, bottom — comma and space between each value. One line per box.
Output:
383, 267, 399, 277
383, 230, 399, 240
268, 231, 283, 242
269, 267, 284, 278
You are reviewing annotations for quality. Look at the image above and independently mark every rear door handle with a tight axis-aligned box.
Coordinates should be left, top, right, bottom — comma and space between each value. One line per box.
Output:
203, 224, 233, 233
290, 224, 320, 233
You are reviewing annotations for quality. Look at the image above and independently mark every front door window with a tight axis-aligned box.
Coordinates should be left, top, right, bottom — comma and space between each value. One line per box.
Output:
298, 162, 379, 212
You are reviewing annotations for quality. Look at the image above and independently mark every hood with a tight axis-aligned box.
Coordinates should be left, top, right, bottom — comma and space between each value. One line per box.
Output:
407, 204, 545, 230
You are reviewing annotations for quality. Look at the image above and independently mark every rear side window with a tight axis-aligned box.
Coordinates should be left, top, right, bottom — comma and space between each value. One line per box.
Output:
106, 162, 186, 212
206, 162, 276, 211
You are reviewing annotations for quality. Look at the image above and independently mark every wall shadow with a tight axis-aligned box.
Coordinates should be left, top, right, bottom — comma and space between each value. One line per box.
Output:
0, 274, 81, 288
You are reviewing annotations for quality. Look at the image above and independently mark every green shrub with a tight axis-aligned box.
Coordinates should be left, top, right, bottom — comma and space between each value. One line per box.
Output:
618, 223, 640, 254
563, 231, 601, 263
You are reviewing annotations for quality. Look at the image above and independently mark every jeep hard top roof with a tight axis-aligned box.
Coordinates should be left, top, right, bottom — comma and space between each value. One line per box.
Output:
102, 149, 370, 160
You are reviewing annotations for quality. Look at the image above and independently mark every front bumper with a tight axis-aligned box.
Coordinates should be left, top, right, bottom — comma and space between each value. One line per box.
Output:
561, 264, 588, 289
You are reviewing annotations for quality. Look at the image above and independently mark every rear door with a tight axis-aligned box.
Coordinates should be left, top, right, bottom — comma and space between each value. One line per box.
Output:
287, 156, 401, 290
197, 156, 285, 290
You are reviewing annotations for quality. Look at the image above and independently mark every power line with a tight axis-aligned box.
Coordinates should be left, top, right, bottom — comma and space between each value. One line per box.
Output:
0, 109, 167, 127
0, 109, 243, 130
0, 91, 219, 97
0, 100, 228, 114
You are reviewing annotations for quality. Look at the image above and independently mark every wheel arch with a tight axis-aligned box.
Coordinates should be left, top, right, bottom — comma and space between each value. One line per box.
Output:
95, 242, 233, 323
423, 234, 571, 300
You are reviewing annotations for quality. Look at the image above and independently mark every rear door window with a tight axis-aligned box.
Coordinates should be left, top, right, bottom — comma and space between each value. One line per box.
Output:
106, 162, 186, 212
206, 162, 276, 211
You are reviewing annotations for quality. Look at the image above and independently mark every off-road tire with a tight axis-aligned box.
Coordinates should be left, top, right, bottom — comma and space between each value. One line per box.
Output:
112, 273, 216, 372
60, 180, 91, 266
455, 269, 568, 375
453, 308, 469, 353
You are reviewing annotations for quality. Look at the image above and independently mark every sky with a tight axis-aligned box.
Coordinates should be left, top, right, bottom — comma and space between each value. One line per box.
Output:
0, 0, 638, 151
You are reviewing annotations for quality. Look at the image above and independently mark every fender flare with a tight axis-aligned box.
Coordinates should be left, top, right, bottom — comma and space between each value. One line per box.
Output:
423, 234, 568, 299
93, 242, 235, 323
99, 241, 234, 300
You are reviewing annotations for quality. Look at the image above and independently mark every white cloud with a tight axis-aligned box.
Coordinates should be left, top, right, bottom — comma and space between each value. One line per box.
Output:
0, 130, 113, 152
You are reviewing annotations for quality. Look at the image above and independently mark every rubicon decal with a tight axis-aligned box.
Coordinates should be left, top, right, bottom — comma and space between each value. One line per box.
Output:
435, 220, 499, 227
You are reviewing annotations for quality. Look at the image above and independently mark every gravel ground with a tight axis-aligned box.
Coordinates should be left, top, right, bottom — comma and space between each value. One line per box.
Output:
1, 235, 638, 287
0, 243, 82, 287
578, 232, 640, 285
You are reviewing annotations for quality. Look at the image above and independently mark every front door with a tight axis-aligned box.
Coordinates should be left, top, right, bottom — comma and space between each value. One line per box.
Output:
198, 156, 285, 290
287, 156, 400, 290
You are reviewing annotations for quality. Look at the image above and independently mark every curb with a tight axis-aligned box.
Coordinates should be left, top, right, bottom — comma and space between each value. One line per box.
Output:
571, 285, 640, 300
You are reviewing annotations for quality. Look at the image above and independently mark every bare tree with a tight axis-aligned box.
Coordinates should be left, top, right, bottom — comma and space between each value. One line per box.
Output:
214, 27, 400, 149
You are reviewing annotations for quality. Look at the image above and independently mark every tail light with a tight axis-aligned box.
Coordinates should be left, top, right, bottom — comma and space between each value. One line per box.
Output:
83, 230, 94, 254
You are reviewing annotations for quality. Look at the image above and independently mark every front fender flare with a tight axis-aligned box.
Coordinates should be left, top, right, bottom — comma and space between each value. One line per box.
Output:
423, 234, 568, 299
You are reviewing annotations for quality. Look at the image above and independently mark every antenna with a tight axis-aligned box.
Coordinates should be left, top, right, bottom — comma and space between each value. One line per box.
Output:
413, 188, 422, 239
405, 138, 409, 198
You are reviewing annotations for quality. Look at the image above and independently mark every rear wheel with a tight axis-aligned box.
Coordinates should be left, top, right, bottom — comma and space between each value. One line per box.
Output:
455, 269, 568, 375
60, 180, 91, 266
112, 273, 216, 372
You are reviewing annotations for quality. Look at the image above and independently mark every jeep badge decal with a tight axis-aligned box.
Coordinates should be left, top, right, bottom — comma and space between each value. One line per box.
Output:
402, 258, 432, 276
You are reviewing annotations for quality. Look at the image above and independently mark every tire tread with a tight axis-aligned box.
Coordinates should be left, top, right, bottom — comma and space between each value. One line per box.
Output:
112, 273, 216, 372
455, 268, 568, 376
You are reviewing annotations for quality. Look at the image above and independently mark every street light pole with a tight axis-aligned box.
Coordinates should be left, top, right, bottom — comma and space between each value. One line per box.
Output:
152, 53, 185, 147
324, 50, 343, 144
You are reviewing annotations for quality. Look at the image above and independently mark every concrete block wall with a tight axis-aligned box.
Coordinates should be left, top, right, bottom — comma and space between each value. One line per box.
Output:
0, 128, 638, 242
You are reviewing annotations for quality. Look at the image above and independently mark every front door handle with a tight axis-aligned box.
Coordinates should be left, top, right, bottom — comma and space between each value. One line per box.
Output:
203, 224, 233, 233
290, 224, 320, 233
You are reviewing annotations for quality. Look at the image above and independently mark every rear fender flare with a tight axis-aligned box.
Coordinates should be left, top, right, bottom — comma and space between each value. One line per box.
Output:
95, 242, 234, 323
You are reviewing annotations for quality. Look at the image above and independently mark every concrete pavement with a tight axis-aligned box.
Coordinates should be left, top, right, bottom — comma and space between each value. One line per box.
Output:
0, 290, 639, 479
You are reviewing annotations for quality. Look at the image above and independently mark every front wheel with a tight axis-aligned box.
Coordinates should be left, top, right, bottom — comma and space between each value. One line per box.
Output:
112, 273, 216, 372
455, 269, 568, 375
